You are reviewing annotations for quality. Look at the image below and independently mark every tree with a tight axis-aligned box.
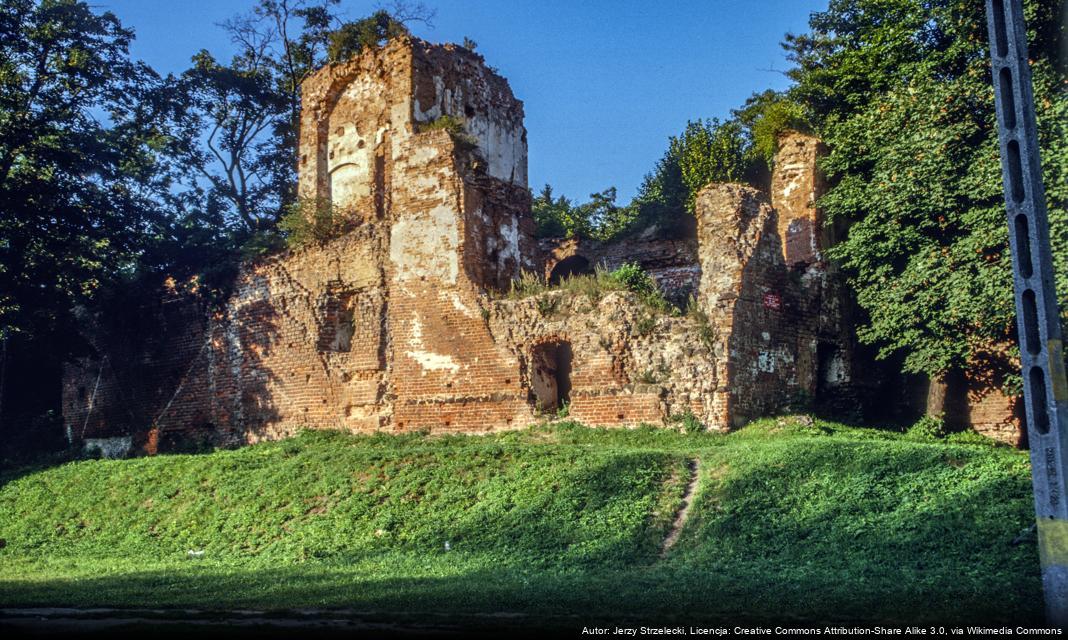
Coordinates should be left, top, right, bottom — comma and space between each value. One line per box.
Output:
783, 0, 1067, 381
532, 185, 588, 239
732, 89, 810, 168
173, 0, 434, 238
0, 0, 173, 342
0, 0, 179, 442
531, 185, 637, 241
171, 1, 332, 236
535, 118, 758, 242
669, 119, 753, 212
176, 48, 290, 233
618, 118, 756, 240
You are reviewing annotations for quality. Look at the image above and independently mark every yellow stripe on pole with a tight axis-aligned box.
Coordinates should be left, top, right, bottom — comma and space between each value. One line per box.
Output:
1048, 339, 1068, 402
1037, 518, 1068, 567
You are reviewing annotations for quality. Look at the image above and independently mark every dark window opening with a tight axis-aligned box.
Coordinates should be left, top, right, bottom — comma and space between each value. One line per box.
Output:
549, 256, 592, 285
529, 340, 573, 413
815, 342, 858, 420
318, 292, 356, 352
816, 342, 842, 395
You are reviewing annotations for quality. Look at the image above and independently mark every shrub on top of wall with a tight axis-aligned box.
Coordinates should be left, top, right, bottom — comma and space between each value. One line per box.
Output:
415, 115, 478, 150
278, 198, 352, 250
505, 263, 672, 314
608, 262, 669, 312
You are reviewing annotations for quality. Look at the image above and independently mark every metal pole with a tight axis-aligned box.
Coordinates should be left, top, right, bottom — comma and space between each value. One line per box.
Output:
985, 0, 1068, 626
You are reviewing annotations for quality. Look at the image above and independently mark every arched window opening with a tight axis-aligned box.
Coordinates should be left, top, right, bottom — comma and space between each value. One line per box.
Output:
549, 256, 592, 285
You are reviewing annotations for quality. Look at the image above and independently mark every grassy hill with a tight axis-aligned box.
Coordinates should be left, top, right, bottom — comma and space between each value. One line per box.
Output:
0, 418, 1043, 626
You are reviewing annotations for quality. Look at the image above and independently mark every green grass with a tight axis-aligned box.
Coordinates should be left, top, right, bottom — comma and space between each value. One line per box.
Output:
0, 418, 1043, 626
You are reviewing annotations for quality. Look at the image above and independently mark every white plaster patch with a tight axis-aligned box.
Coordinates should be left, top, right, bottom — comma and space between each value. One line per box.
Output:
757, 348, 794, 374
497, 214, 520, 274
409, 144, 441, 164
390, 204, 459, 283
405, 316, 460, 373
757, 351, 776, 373
411, 174, 442, 191
84, 436, 132, 459
466, 114, 526, 187
390, 103, 410, 135
406, 349, 461, 373
374, 126, 389, 146
411, 70, 525, 186
781, 176, 801, 201
761, 332, 771, 342
330, 162, 372, 205
448, 292, 476, 317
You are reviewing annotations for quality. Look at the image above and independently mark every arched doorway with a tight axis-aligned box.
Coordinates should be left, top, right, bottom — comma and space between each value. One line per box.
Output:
549, 256, 592, 285
529, 340, 573, 413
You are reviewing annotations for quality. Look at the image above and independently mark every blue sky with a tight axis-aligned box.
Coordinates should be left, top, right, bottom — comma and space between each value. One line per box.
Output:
100, 0, 826, 203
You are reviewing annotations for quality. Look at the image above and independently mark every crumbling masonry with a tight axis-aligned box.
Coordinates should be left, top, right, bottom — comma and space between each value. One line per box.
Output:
62, 37, 1023, 455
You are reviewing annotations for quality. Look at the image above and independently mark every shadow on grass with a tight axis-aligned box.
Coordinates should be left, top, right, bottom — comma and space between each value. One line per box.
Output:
0, 552, 1046, 628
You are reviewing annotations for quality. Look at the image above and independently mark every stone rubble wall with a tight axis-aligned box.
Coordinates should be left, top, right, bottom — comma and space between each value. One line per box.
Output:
695, 183, 803, 427
487, 291, 720, 429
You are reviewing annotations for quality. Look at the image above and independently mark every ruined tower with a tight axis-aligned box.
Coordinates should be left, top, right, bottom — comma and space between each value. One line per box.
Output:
289, 38, 538, 433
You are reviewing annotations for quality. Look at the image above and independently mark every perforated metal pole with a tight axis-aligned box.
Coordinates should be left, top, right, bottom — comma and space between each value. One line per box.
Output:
985, 0, 1068, 626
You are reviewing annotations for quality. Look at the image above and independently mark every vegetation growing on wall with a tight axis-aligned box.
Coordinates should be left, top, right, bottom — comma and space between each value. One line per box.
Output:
326, 9, 408, 62
506, 263, 671, 314
277, 198, 350, 249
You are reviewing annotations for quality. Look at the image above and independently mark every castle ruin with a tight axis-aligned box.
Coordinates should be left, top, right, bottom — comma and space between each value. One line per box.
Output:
61, 37, 1023, 455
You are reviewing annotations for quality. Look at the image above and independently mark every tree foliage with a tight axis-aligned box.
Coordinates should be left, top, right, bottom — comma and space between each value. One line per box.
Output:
533, 118, 758, 241
732, 89, 810, 167
627, 118, 757, 237
0, 0, 174, 343
531, 185, 632, 241
175, 49, 289, 233
784, 0, 1067, 380
327, 9, 409, 62
668, 118, 753, 212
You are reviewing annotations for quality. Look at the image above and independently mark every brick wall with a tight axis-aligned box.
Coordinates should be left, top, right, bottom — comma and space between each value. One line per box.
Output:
61, 293, 212, 450
60, 43, 1025, 453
